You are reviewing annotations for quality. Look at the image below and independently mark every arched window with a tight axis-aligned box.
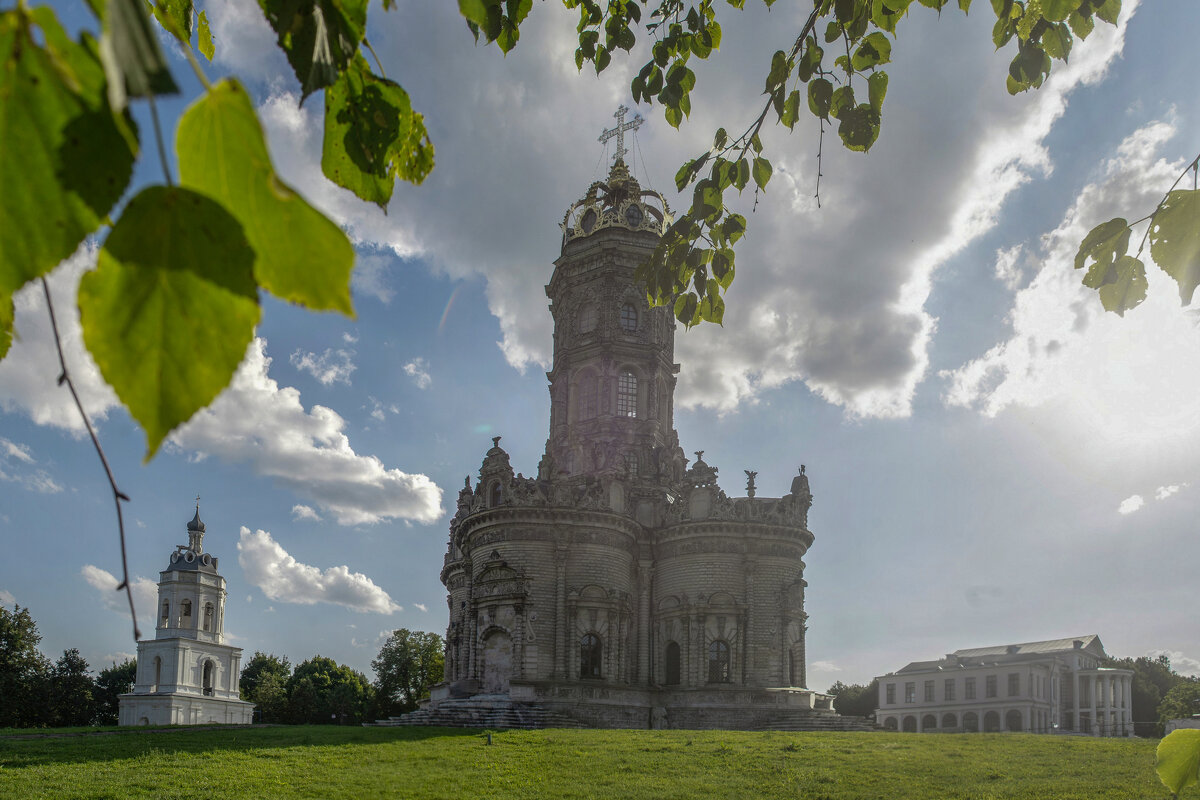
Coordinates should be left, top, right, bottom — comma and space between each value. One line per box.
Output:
902, 716, 918, 733
161, 601, 169, 624
580, 633, 603, 679
622, 451, 638, 477
942, 713, 957, 730
617, 372, 637, 417
203, 603, 214, 632
180, 599, 192, 619
153, 656, 162, 692
963, 711, 979, 732
619, 303, 638, 332
983, 710, 1001, 732
664, 642, 681, 685
578, 305, 597, 334
707, 640, 731, 683
922, 714, 938, 732
202, 661, 214, 696
883, 717, 898, 731
490, 482, 502, 507
1005, 709, 1023, 732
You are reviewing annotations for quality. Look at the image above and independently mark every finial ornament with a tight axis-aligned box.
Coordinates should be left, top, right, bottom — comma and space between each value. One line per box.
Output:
598, 105, 643, 165
492, 436, 502, 448
694, 450, 704, 463
744, 470, 757, 498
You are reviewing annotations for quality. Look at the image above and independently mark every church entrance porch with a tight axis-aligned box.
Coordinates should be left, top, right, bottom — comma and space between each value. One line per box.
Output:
481, 630, 513, 695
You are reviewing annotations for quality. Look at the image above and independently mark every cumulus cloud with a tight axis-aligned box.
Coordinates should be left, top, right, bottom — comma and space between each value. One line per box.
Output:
80, 565, 158, 623
172, 338, 442, 525
403, 358, 432, 390
290, 347, 357, 386
1149, 649, 1200, 678
0, 589, 15, 606
810, 660, 841, 672
414, 603, 428, 613
0, 437, 62, 494
1156, 484, 1186, 501
351, 253, 397, 305
237, 527, 400, 614
1117, 495, 1145, 515
291, 504, 322, 522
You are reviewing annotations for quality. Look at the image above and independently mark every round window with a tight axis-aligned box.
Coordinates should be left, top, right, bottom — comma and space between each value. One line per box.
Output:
625, 204, 644, 227
581, 208, 597, 234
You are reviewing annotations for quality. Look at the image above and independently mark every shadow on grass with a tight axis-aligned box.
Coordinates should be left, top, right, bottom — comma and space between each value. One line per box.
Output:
0, 725, 481, 769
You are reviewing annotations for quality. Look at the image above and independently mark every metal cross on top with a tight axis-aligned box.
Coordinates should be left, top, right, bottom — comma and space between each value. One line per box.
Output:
598, 105, 644, 164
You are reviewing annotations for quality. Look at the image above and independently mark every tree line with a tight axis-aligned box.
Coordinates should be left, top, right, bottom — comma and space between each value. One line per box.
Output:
827, 653, 1200, 736
0, 604, 443, 728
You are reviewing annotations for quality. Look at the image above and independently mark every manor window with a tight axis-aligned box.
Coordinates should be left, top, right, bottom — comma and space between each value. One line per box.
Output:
886, 683, 896, 704
1008, 673, 1020, 697
924, 680, 935, 702
965, 677, 976, 699
986, 675, 997, 698
904, 682, 916, 703
944, 679, 955, 701
708, 640, 731, 683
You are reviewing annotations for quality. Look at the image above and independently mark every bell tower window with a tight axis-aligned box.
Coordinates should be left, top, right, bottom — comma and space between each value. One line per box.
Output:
623, 451, 638, 477
619, 303, 638, 332
578, 305, 597, 334
617, 372, 638, 417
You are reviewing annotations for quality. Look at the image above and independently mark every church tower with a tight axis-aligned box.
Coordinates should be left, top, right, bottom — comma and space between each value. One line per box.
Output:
119, 504, 254, 726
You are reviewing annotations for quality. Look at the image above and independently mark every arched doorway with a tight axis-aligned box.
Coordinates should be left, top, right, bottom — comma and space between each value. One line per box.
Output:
1006, 709, 1023, 732
963, 712, 979, 732
883, 717, 898, 731
983, 710, 1001, 732
664, 641, 680, 685
579, 633, 602, 680
922, 714, 938, 732
902, 715, 918, 732
942, 713, 957, 730
481, 629, 513, 694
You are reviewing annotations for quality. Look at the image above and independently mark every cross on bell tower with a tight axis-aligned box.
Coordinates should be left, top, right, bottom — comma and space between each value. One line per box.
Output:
598, 105, 643, 165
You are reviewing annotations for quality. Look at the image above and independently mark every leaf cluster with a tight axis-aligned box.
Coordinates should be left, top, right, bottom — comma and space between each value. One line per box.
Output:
459, 0, 1122, 326
0, 0, 435, 459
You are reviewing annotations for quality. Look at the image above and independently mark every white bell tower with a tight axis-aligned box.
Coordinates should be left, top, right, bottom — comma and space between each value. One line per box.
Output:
118, 503, 254, 725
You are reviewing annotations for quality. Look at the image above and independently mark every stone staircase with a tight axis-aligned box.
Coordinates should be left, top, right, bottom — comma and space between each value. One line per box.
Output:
754, 713, 878, 733
368, 697, 586, 730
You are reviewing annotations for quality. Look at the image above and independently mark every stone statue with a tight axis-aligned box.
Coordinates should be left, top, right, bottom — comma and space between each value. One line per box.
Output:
790, 465, 811, 501
744, 470, 757, 498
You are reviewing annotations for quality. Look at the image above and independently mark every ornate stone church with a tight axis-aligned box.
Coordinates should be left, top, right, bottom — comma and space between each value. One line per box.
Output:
428, 112, 842, 729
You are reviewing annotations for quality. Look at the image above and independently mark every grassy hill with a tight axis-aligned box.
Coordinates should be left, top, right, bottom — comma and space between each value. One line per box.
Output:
0, 726, 1167, 799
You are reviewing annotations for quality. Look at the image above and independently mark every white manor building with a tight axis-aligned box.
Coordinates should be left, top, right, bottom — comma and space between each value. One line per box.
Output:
875, 635, 1134, 736
119, 506, 254, 726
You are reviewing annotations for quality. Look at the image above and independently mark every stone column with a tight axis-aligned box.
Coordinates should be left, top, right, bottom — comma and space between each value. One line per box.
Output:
1089, 675, 1098, 736
638, 558, 652, 685
1072, 672, 1080, 731
554, 545, 567, 679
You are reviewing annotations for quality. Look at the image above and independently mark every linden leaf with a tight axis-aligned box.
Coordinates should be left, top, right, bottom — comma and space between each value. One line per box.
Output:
1149, 190, 1200, 304
1074, 217, 1129, 288
257, 0, 367, 101
100, 0, 179, 110
752, 157, 772, 190
177, 79, 354, 315
151, 0, 192, 47
0, 291, 12, 360
197, 10, 214, 60
1156, 729, 1200, 797
0, 6, 137, 297
1096, 255, 1146, 317
322, 55, 434, 209
79, 186, 261, 459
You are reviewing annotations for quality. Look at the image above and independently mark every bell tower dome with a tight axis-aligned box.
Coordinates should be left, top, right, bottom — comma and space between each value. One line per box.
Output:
541, 109, 685, 486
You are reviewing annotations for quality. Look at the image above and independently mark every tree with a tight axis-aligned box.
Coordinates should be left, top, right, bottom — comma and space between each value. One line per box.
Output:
372, 629, 445, 717
286, 656, 374, 724
93, 659, 137, 726
1106, 654, 1191, 737
0, 605, 51, 728
48, 648, 97, 727
827, 679, 878, 718
240, 651, 291, 700
1158, 680, 1200, 731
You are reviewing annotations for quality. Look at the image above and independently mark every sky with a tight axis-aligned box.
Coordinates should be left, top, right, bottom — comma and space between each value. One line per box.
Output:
2, 0, 1199, 692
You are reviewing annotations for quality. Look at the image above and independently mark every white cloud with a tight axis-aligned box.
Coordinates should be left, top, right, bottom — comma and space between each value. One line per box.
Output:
291, 504, 323, 522
1149, 650, 1200, 678
290, 347, 357, 386
80, 565, 158, 624
414, 603, 428, 613
237, 527, 400, 614
810, 660, 841, 672
0, 437, 63, 494
171, 338, 442, 525
342, 332, 358, 345
366, 396, 400, 422
99, 651, 136, 666
351, 253, 397, 305
0, 589, 15, 606
351, 629, 392, 649
403, 358, 432, 390
1155, 484, 1186, 501
1117, 495, 1145, 515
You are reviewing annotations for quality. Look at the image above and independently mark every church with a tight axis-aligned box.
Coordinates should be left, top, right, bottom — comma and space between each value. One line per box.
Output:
118, 505, 254, 726
424, 110, 849, 730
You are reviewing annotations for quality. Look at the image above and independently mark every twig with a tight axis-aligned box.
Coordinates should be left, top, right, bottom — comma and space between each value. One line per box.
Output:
1133, 151, 1200, 258
363, 37, 387, 78
40, 277, 139, 642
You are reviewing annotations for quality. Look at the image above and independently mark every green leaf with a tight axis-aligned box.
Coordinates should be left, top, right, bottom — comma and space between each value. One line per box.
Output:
1093, 0, 1120, 25
1041, 22, 1071, 61
257, 0, 367, 101
100, 0, 179, 110
808, 77, 833, 119
1149, 190, 1200, 304
79, 186, 261, 459
851, 31, 892, 70
1096, 255, 1146, 316
673, 291, 699, 325
0, 6, 137, 297
1156, 729, 1200, 797
734, 158, 750, 191
868, 70, 889, 111
1040, 0, 1079, 22
765, 49, 788, 92
838, 103, 881, 152
151, 0, 192, 47
177, 78, 355, 315
752, 157, 772, 190
781, 89, 801, 129
830, 85, 855, 119
0, 291, 12, 361
197, 10, 214, 60
1067, 8, 1093, 38
1074, 217, 1130, 288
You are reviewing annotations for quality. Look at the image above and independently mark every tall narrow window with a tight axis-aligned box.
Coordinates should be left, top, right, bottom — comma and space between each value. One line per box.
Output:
904, 682, 916, 703
153, 656, 162, 692
944, 679, 956, 701
619, 303, 638, 332
489, 482, 502, 507
622, 451, 638, 477
985, 675, 997, 698
617, 372, 637, 417
664, 642, 681, 685
181, 599, 192, 619
202, 661, 214, 696
965, 677, 976, 699
203, 603, 214, 632
161, 601, 169, 624
1008, 673, 1020, 696
886, 683, 896, 704
580, 634, 603, 679
924, 680, 935, 702
708, 640, 731, 683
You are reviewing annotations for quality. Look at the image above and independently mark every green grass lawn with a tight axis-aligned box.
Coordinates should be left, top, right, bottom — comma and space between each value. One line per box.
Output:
0, 726, 1168, 800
